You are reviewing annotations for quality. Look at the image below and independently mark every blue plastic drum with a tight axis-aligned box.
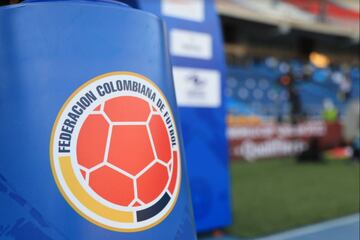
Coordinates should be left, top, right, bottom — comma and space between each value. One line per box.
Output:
0, 1, 197, 239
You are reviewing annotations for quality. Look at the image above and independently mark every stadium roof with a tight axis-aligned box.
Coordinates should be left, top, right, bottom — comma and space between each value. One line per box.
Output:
216, 0, 360, 39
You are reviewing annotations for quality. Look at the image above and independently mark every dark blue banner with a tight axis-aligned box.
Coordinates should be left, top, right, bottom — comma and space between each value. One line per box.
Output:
127, 0, 232, 232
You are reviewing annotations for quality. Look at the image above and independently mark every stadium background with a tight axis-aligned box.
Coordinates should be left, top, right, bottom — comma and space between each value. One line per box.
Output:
220, 1, 359, 238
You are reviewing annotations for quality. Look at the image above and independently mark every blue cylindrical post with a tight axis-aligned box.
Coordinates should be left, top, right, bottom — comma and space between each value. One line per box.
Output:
0, 1, 197, 239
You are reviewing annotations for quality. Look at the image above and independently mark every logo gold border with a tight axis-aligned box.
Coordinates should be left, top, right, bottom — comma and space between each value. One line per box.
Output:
49, 72, 182, 232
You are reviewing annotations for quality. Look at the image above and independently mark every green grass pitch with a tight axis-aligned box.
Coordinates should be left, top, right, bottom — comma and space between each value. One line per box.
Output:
227, 158, 359, 237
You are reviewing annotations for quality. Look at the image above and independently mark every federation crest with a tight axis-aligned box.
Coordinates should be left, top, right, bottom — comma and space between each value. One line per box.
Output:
50, 72, 181, 232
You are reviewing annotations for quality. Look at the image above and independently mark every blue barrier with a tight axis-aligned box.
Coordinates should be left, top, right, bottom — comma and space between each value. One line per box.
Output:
0, 1, 197, 239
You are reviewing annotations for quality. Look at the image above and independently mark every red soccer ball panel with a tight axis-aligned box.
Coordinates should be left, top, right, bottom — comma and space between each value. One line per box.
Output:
93, 104, 101, 111
77, 114, 109, 169
80, 170, 87, 179
137, 163, 169, 204
108, 125, 154, 176
104, 96, 150, 122
132, 201, 142, 207
149, 115, 171, 163
89, 166, 134, 206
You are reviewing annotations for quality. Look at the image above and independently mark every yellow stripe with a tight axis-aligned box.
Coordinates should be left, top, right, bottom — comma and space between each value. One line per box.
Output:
59, 156, 133, 223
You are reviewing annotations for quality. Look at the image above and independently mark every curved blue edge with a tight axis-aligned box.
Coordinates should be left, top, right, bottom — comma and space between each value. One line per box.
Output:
23, 0, 128, 7
0, 0, 157, 21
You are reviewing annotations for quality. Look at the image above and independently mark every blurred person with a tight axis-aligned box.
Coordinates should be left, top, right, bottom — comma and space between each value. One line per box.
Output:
297, 137, 322, 163
278, 70, 303, 124
332, 66, 352, 102
343, 100, 360, 162
322, 98, 338, 122
338, 73, 352, 102
352, 133, 360, 162
288, 86, 302, 123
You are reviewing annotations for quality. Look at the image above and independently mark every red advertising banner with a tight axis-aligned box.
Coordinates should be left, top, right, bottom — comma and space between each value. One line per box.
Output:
228, 120, 342, 161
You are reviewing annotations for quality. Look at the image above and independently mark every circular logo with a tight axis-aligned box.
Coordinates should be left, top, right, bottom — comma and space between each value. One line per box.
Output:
50, 72, 181, 232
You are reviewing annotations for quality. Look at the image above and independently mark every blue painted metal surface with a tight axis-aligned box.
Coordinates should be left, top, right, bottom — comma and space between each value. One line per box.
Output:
0, 1, 196, 239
